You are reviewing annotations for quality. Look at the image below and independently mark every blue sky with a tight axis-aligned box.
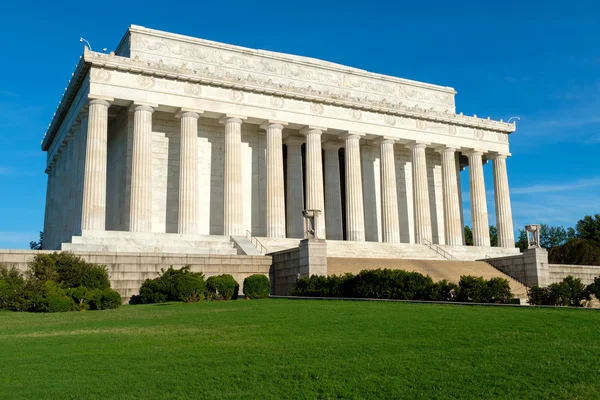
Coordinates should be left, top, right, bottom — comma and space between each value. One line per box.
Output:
0, 0, 598, 248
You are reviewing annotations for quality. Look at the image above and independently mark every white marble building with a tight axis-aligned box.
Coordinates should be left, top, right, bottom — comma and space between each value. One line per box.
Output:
41, 25, 516, 256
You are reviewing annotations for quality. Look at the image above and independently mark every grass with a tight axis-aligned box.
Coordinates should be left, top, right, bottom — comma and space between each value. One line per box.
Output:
1, 299, 599, 400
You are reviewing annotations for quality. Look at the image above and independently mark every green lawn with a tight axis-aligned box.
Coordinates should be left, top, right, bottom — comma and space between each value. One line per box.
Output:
1, 300, 599, 399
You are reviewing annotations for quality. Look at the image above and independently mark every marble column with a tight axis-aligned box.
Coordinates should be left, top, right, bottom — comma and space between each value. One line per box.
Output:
492, 154, 514, 248
456, 153, 465, 245
42, 163, 54, 249
342, 133, 365, 241
466, 150, 490, 246
323, 141, 343, 240
284, 136, 305, 238
301, 126, 326, 239
65, 134, 75, 241
407, 142, 432, 243
378, 138, 400, 243
437, 147, 462, 246
81, 98, 111, 231
262, 121, 286, 238
75, 114, 88, 236
220, 116, 245, 236
177, 110, 201, 234
129, 104, 154, 232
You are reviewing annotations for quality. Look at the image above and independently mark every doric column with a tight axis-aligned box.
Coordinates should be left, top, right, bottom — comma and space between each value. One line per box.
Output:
492, 154, 514, 248
262, 121, 287, 238
466, 150, 490, 246
378, 138, 400, 243
75, 114, 88, 236
176, 110, 201, 234
436, 146, 463, 246
456, 153, 465, 245
322, 141, 343, 240
129, 104, 155, 232
42, 162, 55, 249
341, 132, 365, 241
301, 126, 326, 239
81, 98, 111, 231
65, 134, 75, 241
284, 136, 305, 238
220, 115, 245, 236
407, 142, 432, 243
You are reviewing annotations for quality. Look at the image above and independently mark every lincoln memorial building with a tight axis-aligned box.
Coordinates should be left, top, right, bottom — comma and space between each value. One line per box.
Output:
41, 25, 518, 260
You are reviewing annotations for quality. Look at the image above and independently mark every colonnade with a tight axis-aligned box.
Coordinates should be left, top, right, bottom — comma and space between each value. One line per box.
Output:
46, 99, 515, 249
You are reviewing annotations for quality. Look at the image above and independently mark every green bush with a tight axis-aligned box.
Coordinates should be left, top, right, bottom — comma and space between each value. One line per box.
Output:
206, 274, 239, 300
528, 276, 591, 307
587, 277, 600, 299
243, 274, 270, 299
549, 239, 600, 266
66, 286, 122, 310
0, 266, 26, 310
36, 281, 75, 313
28, 252, 111, 290
139, 266, 206, 304
292, 270, 512, 304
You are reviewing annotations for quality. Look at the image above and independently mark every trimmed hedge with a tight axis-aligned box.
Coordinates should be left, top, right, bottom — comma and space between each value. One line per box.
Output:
0, 252, 121, 313
139, 266, 207, 304
528, 276, 591, 307
206, 274, 239, 300
243, 274, 270, 299
292, 269, 513, 304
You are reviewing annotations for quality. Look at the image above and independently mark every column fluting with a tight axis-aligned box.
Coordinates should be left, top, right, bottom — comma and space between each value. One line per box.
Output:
438, 147, 463, 246
81, 98, 110, 231
221, 116, 244, 236
492, 154, 515, 248
379, 138, 400, 243
343, 133, 365, 241
178, 111, 200, 234
129, 105, 154, 232
302, 127, 326, 238
467, 150, 491, 246
284, 136, 305, 238
323, 141, 343, 240
408, 142, 432, 244
264, 122, 286, 238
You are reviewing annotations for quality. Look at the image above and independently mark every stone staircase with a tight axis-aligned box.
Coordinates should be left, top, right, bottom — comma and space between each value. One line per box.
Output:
62, 230, 237, 255
327, 257, 528, 299
257, 237, 444, 260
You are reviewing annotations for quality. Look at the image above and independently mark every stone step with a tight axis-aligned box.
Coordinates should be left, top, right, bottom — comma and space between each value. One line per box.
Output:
62, 243, 238, 255
79, 230, 233, 243
70, 236, 235, 249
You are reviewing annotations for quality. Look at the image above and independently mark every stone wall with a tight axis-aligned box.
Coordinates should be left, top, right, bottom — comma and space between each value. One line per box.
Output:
270, 239, 327, 295
549, 264, 600, 285
0, 250, 271, 303
484, 248, 549, 287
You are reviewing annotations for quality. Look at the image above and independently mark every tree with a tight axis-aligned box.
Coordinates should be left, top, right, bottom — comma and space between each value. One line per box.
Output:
29, 232, 43, 250
575, 214, 600, 242
464, 226, 473, 246
515, 229, 528, 252
489, 226, 498, 247
539, 224, 569, 249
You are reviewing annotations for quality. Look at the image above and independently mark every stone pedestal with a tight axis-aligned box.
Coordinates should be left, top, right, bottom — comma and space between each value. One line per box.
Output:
299, 238, 327, 278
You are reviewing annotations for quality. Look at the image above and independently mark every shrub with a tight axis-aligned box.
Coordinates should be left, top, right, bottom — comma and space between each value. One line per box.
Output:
352, 269, 436, 300
430, 280, 458, 302
528, 276, 591, 307
243, 274, 270, 299
549, 239, 600, 266
0, 266, 26, 310
587, 277, 600, 299
35, 281, 75, 313
486, 277, 513, 304
66, 287, 122, 310
206, 274, 239, 300
455, 276, 489, 303
28, 252, 111, 290
139, 266, 206, 304
100, 289, 122, 309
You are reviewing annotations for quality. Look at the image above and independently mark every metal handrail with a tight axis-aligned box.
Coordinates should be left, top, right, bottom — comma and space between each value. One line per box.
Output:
246, 230, 267, 255
421, 238, 455, 260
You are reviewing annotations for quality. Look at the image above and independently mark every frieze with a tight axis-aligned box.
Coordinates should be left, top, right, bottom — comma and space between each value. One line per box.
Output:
83, 50, 515, 134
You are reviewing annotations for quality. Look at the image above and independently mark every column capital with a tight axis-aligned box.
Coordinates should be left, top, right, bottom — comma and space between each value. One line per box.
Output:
219, 114, 246, 124
88, 96, 113, 107
322, 140, 343, 151
464, 148, 487, 157
129, 103, 156, 113
300, 126, 327, 136
284, 135, 304, 146
373, 136, 397, 145
488, 152, 511, 160
175, 108, 203, 119
260, 120, 288, 130
339, 131, 365, 141
434, 145, 459, 154
405, 141, 430, 150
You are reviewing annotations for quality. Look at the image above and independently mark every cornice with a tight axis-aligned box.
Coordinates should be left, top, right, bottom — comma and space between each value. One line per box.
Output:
84, 50, 516, 134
